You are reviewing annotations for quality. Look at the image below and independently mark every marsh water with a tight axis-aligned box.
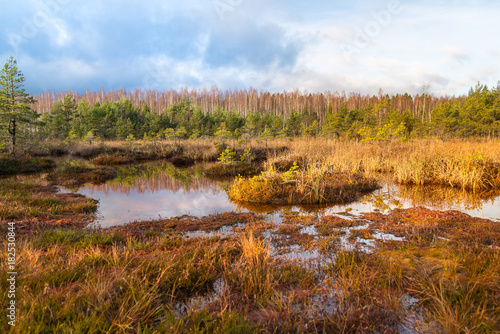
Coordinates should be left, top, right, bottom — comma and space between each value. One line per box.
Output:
64, 161, 500, 227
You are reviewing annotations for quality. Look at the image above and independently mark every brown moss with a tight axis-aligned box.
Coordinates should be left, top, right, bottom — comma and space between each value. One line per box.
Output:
109, 212, 259, 234
362, 207, 500, 247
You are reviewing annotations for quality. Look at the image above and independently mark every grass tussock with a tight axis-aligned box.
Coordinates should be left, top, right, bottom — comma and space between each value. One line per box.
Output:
47, 161, 117, 185
228, 166, 379, 205
92, 154, 133, 166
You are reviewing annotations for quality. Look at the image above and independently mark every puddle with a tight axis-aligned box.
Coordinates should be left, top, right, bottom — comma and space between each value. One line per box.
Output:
59, 160, 500, 227
183, 224, 245, 239
172, 277, 227, 318
299, 225, 318, 236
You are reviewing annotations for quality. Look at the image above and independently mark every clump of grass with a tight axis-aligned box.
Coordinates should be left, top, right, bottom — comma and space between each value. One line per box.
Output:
205, 162, 261, 177
225, 232, 275, 302
228, 164, 379, 205
92, 154, 133, 165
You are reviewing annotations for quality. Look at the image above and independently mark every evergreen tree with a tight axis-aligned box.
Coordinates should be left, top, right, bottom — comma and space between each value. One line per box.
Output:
0, 56, 38, 155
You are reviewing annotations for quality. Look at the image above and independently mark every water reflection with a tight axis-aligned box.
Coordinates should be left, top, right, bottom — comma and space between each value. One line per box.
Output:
72, 161, 500, 227
77, 162, 239, 227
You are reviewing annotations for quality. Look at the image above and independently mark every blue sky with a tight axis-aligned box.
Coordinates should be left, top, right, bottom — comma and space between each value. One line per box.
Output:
1, 0, 499, 96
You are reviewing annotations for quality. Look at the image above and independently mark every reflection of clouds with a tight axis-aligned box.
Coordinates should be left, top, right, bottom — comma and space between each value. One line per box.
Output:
80, 187, 239, 227
77, 166, 242, 226
78, 168, 500, 227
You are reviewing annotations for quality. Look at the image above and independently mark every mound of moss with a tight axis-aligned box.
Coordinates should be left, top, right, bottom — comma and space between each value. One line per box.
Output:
228, 171, 379, 205
0, 157, 56, 175
48, 164, 116, 185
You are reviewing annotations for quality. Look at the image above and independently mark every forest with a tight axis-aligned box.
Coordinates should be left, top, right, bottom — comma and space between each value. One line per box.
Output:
2, 81, 500, 153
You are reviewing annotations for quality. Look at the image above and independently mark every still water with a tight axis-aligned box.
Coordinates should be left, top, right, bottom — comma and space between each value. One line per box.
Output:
72, 161, 500, 227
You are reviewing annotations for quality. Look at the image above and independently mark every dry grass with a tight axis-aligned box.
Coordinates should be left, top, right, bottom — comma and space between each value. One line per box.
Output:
266, 138, 500, 191
0, 156, 55, 175
228, 169, 379, 205
1, 138, 500, 332
0, 207, 499, 333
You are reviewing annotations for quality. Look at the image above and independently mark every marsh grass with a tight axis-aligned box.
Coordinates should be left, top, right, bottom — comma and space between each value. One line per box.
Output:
31, 139, 221, 163
0, 177, 97, 221
47, 160, 117, 185
0, 228, 242, 333
204, 162, 261, 177
228, 168, 379, 205
1, 209, 499, 333
1, 137, 500, 333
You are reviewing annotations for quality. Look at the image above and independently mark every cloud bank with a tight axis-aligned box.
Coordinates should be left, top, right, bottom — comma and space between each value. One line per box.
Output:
1, 0, 499, 96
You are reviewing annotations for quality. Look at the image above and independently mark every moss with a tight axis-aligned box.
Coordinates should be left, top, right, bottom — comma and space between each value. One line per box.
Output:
0, 157, 55, 175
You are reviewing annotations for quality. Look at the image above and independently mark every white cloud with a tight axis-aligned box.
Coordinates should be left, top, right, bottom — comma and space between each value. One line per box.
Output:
2, 0, 499, 96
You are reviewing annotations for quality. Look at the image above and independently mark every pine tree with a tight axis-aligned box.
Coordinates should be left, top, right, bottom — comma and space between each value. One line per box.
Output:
0, 56, 38, 155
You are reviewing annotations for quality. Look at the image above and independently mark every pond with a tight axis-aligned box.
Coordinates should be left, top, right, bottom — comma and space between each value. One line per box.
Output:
67, 161, 500, 227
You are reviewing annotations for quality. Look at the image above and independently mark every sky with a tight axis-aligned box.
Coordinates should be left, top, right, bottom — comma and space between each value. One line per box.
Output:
1, 0, 499, 97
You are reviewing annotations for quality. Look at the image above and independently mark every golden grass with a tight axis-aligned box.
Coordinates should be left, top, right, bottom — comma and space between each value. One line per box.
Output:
267, 138, 500, 191
228, 166, 379, 205
0, 207, 499, 333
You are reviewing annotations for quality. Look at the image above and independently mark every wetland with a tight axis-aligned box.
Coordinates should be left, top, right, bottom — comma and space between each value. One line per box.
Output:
1, 138, 500, 333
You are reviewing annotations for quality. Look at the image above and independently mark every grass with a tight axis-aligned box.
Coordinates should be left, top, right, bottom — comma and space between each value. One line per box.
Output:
11, 137, 500, 192
0, 206, 499, 333
276, 138, 500, 191
0, 175, 97, 222
0, 156, 55, 175
28, 139, 221, 164
228, 166, 379, 205
1, 137, 500, 332
47, 160, 117, 186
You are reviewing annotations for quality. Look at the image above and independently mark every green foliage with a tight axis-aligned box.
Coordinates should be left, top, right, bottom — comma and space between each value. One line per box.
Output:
0, 56, 38, 155
214, 122, 232, 142
240, 147, 253, 163
6, 79, 500, 143
282, 161, 299, 181
125, 134, 138, 151
218, 146, 237, 164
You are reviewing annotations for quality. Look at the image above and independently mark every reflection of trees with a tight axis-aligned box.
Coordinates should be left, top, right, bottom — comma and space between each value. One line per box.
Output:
85, 162, 221, 196
397, 185, 500, 211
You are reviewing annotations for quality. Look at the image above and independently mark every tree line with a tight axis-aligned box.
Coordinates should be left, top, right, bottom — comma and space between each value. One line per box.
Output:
35, 83, 500, 142
1, 55, 500, 157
